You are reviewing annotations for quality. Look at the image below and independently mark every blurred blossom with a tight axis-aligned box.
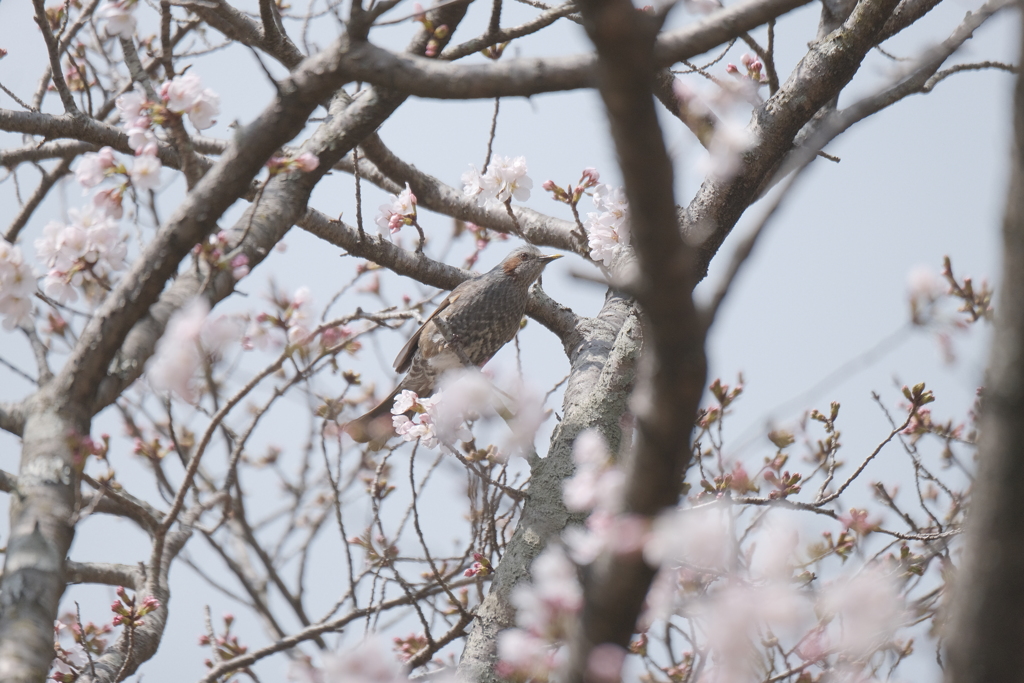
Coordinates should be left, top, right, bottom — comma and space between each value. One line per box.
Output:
511, 545, 582, 639
116, 85, 147, 124
461, 155, 532, 205
504, 381, 546, 456
0, 242, 36, 330
907, 264, 947, 325
819, 567, 905, 658
130, 152, 162, 190
644, 505, 731, 570
497, 546, 580, 680
75, 147, 118, 188
93, 187, 125, 219
319, 636, 409, 683
749, 515, 800, 581
148, 298, 240, 402
703, 118, 756, 179
585, 184, 630, 267
497, 629, 557, 680
564, 510, 646, 565
587, 644, 626, 683
97, 0, 137, 38
286, 286, 315, 346
563, 429, 624, 513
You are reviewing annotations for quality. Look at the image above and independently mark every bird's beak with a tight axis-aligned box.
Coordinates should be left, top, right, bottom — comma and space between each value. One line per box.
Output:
539, 253, 563, 264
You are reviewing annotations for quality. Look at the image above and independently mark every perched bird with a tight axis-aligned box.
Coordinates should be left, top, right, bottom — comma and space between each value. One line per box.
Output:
344, 245, 561, 446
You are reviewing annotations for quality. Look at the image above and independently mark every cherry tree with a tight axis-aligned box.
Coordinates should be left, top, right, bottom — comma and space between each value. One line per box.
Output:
0, 0, 1016, 681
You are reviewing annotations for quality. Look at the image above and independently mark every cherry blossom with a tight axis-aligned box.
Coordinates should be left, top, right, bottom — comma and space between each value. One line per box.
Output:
75, 147, 118, 188
585, 184, 630, 267
704, 118, 756, 180
130, 152, 162, 191
497, 546, 582, 680
375, 183, 417, 235
162, 73, 221, 130
562, 429, 624, 513
819, 567, 906, 658
643, 505, 731, 571
148, 298, 240, 402
115, 85, 147, 124
0, 243, 36, 330
285, 286, 315, 346
34, 207, 128, 304
96, 0, 137, 38
461, 155, 533, 206
93, 187, 125, 219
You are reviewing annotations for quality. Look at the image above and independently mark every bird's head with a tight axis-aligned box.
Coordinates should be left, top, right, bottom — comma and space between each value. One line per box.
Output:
499, 245, 562, 283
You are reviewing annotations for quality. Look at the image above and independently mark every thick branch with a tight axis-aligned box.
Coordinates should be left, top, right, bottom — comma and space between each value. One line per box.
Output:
945, 8, 1024, 682
683, 0, 904, 280
340, 0, 813, 99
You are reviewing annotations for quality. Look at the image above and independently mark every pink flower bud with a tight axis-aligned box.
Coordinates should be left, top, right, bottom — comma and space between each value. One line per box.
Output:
725, 64, 739, 74
294, 152, 320, 172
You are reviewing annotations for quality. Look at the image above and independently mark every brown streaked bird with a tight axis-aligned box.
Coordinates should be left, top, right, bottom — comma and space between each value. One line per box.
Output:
344, 245, 562, 446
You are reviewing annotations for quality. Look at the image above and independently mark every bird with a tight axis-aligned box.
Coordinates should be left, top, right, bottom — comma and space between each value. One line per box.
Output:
344, 245, 562, 446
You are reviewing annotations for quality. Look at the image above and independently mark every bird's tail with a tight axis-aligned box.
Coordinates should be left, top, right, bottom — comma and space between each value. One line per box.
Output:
343, 386, 402, 449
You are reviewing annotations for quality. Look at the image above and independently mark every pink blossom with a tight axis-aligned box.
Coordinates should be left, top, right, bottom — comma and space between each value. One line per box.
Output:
164, 73, 204, 114
587, 644, 626, 683
93, 187, 125, 219
130, 153, 162, 190
819, 567, 905, 657
907, 265, 944, 301
644, 506, 731, 570
511, 545, 582, 639
375, 183, 417, 235
294, 152, 320, 172
319, 636, 409, 683
116, 85, 148, 124
148, 298, 240, 402
230, 254, 250, 280
391, 389, 419, 415
125, 119, 156, 152
148, 298, 210, 402
163, 73, 221, 130
75, 147, 117, 188
497, 629, 556, 680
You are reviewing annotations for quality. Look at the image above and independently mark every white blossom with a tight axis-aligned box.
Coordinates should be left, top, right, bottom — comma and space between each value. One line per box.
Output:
75, 147, 117, 188
375, 183, 417, 235
319, 636, 409, 683
163, 73, 220, 130
461, 155, 532, 205
97, 0, 137, 38
704, 118, 756, 179
0, 243, 36, 330
130, 153, 162, 190
116, 85, 148, 124
286, 286, 316, 346
34, 207, 128, 304
585, 184, 630, 267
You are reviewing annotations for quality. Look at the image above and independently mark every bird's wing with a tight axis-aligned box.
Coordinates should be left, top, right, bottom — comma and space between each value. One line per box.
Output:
393, 291, 462, 373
